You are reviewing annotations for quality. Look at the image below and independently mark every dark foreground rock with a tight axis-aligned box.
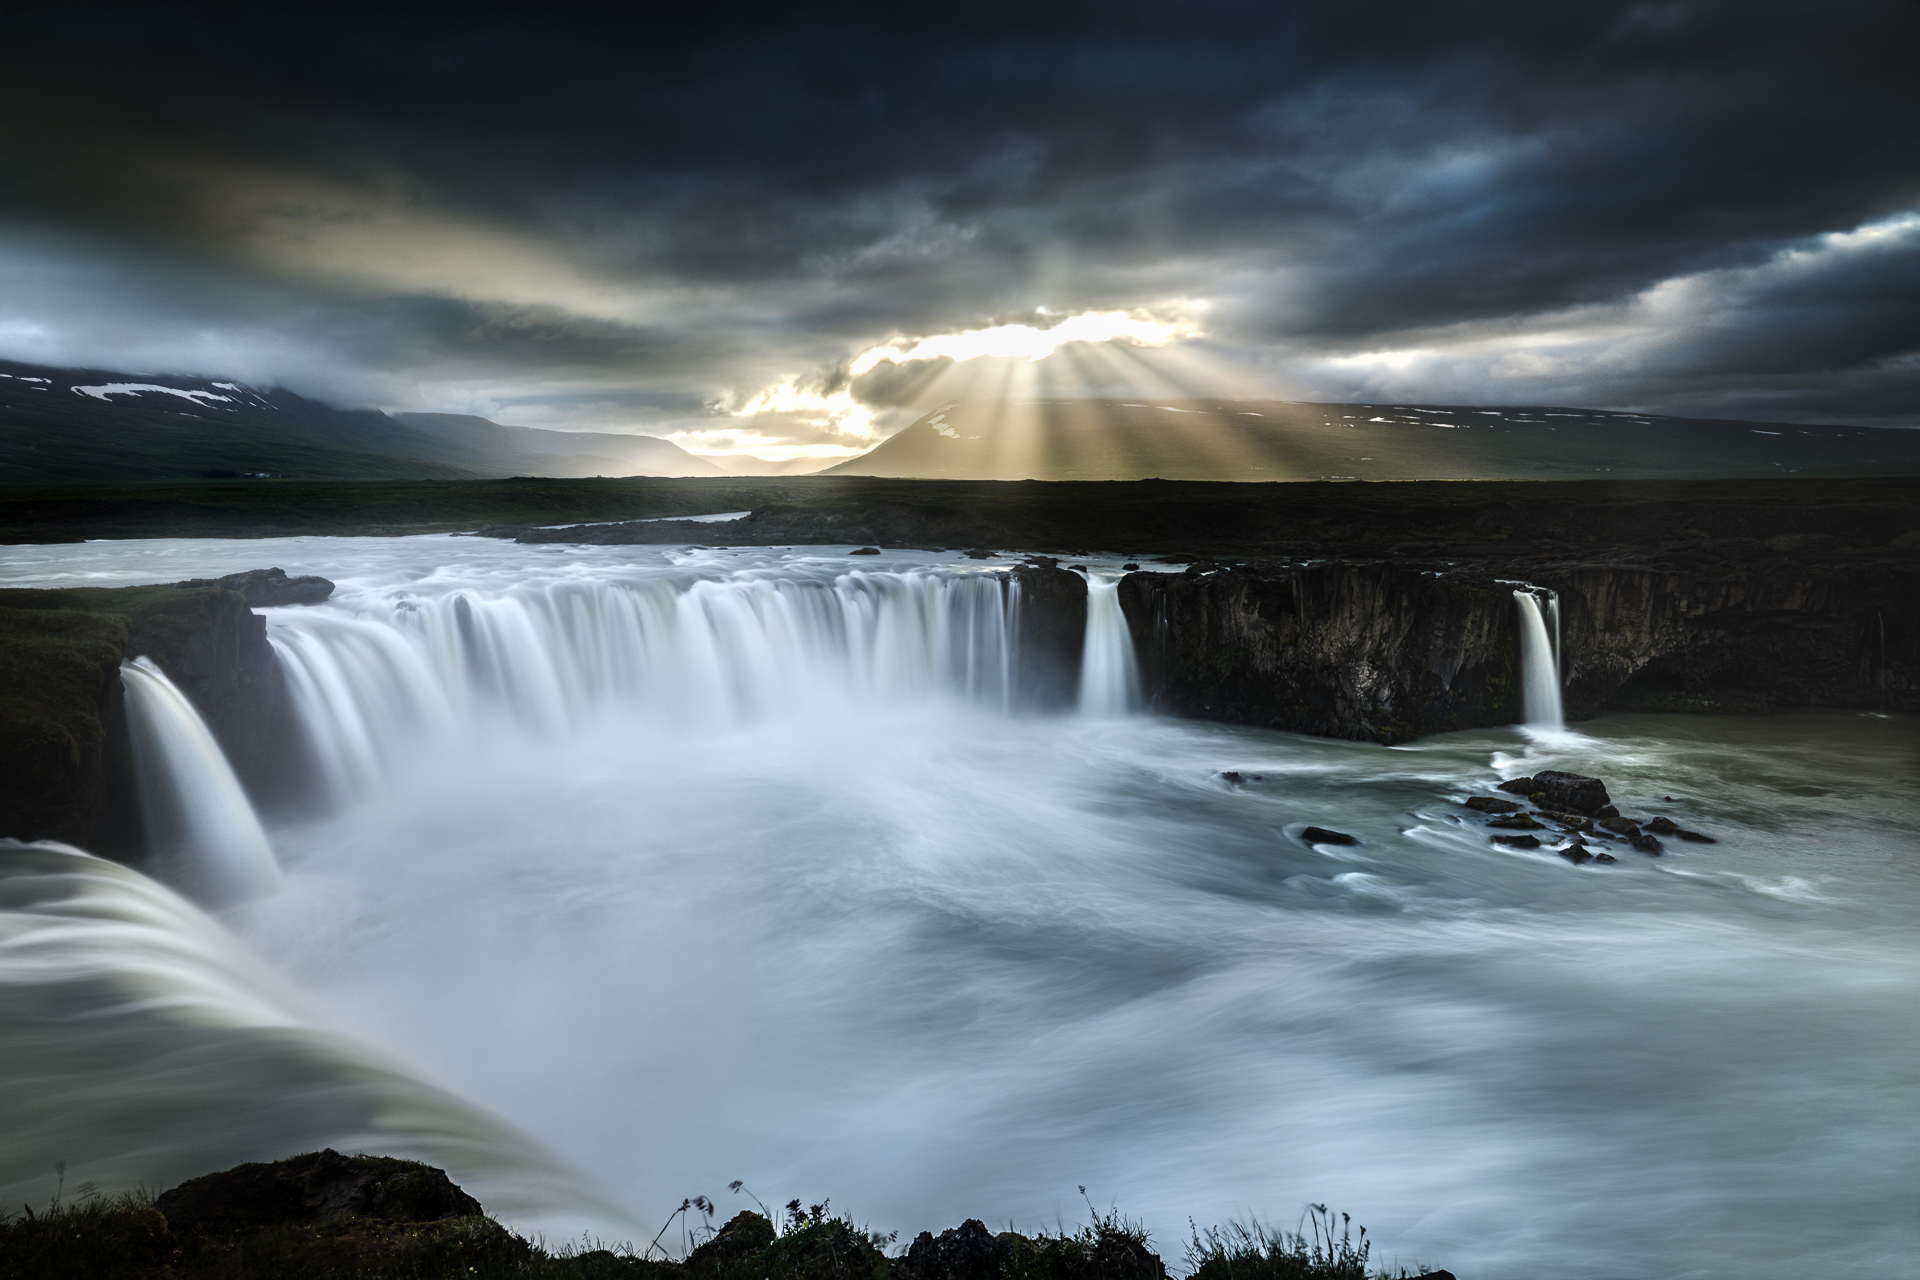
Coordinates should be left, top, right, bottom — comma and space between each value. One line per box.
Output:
0, 1151, 1236, 1280
1300, 826, 1359, 845
155, 1148, 484, 1234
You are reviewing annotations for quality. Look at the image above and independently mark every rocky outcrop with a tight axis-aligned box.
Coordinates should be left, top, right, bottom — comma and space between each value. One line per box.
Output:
1532, 557, 1917, 717
1009, 559, 1087, 710
1119, 561, 1522, 743
155, 1149, 484, 1235
0, 575, 318, 852
1115, 553, 1917, 742
174, 566, 335, 607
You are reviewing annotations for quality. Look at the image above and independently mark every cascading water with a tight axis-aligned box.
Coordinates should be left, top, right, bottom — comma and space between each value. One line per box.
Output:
119, 657, 282, 905
1511, 589, 1565, 729
269, 567, 1017, 806
1078, 571, 1141, 716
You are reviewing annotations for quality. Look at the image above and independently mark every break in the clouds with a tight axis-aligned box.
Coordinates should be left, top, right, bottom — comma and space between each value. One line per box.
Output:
1, 2, 1915, 456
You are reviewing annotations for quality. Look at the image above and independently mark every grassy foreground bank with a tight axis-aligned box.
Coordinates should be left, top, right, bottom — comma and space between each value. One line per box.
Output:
0, 1153, 1451, 1280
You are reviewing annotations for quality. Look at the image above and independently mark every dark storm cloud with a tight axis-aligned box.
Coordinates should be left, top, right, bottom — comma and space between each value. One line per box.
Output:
1, 1, 1916, 441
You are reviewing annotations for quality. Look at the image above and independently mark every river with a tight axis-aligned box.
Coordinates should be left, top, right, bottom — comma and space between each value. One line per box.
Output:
3, 535, 1916, 1278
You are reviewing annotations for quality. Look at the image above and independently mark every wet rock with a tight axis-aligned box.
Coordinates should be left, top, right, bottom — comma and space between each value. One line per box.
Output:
1495, 776, 1537, 795
1677, 828, 1718, 843
155, 1149, 483, 1235
1533, 770, 1612, 815
1489, 813, 1544, 829
689, 1210, 777, 1265
1464, 795, 1524, 813
175, 567, 334, 607
1539, 810, 1593, 833
961, 549, 997, 560
1559, 845, 1593, 865
900, 1218, 1002, 1280
1631, 833, 1664, 855
1301, 826, 1359, 845
1598, 817, 1642, 838
1644, 816, 1680, 835
1219, 771, 1245, 785
850, 546, 882, 555
1596, 804, 1620, 819
1493, 834, 1541, 848
1593, 852, 1618, 864
1122, 562, 1140, 571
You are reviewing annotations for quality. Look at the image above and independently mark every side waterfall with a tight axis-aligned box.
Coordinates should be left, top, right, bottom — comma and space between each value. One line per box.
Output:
270, 570, 1019, 806
120, 657, 282, 905
1512, 589, 1565, 729
1078, 572, 1141, 716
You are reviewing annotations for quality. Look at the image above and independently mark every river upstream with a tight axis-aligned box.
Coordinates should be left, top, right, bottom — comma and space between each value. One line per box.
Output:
3, 535, 1917, 1279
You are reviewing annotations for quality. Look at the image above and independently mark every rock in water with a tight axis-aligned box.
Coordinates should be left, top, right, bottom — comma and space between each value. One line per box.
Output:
1559, 846, 1593, 865
850, 546, 882, 555
1301, 826, 1359, 845
1464, 795, 1524, 813
1493, 834, 1542, 848
1631, 833, 1664, 855
175, 567, 334, 607
1533, 770, 1612, 815
1496, 776, 1537, 795
154, 1149, 483, 1235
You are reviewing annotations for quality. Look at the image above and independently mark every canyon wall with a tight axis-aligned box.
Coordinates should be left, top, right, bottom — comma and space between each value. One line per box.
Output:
1119, 555, 1918, 742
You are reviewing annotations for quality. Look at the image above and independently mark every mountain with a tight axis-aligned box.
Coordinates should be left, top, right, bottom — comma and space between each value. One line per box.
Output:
0, 360, 755, 483
0, 361, 490, 483
818, 400, 1920, 481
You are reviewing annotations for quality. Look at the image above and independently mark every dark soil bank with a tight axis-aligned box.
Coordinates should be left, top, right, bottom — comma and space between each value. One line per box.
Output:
0, 1151, 1453, 1279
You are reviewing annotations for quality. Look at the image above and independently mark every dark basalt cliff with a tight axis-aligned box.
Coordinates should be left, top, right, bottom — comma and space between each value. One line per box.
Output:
1119, 552, 1917, 743
1538, 556, 1916, 719
0, 572, 325, 851
1120, 562, 1523, 744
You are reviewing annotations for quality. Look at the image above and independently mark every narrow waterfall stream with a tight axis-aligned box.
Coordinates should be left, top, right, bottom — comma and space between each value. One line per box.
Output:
120, 656, 282, 905
1078, 572, 1141, 717
1512, 589, 1565, 729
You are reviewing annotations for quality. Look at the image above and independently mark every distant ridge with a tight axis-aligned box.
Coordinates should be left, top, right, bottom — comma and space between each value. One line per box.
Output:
0, 359, 776, 483
820, 400, 1920, 481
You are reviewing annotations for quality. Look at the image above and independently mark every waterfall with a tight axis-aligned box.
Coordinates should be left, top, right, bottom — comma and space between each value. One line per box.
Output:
1078, 572, 1141, 717
270, 569, 1018, 806
1512, 589, 1565, 729
120, 657, 281, 905
120, 658, 281, 905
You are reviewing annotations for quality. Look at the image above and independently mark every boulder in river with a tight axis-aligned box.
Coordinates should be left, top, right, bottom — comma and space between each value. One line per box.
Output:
1493, 834, 1542, 848
1489, 813, 1544, 829
1301, 826, 1359, 845
1464, 795, 1525, 813
1599, 817, 1643, 838
1631, 833, 1664, 855
1496, 776, 1537, 795
850, 546, 882, 555
1559, 845, 1593, 865
1533, 770, 1612, 815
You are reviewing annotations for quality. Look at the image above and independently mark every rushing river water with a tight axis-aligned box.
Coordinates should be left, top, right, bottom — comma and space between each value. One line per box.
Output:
3, 535, 1918, 1278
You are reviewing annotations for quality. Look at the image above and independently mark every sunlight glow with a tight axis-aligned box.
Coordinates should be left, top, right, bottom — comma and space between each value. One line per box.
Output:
728, 307, 1203, 439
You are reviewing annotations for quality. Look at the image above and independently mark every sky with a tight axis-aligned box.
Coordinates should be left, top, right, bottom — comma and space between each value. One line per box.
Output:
1, 3, 1915, 459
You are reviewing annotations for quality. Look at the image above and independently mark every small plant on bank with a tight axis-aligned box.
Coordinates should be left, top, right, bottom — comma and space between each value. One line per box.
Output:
1185, 1205, 1434, 1280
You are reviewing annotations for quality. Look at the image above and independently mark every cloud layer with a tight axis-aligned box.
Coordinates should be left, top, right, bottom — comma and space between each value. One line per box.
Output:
2, 2, 1916, 452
